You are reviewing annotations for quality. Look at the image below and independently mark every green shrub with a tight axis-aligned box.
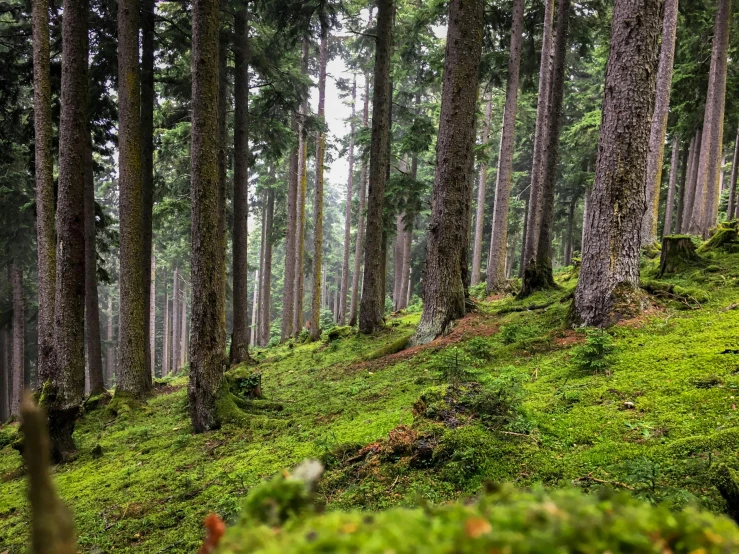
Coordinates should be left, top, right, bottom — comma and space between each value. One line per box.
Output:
571, 328, 615, 373
431, 347, 475, 387
464, 336, 493, 363
468, 282, 487, 301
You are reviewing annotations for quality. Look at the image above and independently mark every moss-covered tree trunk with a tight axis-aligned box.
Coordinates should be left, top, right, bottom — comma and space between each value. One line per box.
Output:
189, 0, 225, 433
412, 0, 483, 345
663, 137, 680, 237
293, 37, 309, 338
310, 32, 328, 341
116, 0, 149, 400
47, 0, 88, 460
659, 236, 703, 276
471, 96, 492, 287
573, 0, 662, 327
84, 141, 105, 395
727, 126, 739, 220
486, 0, 524, 292
641, 0, 679, 246
349, 68, 371, 327
260, 185, 274, 346
359, 0, 393, 334
230, 5, 253, 363
32, 0, 55, 391
687, 0, 731, 236
141, 0, 155, 379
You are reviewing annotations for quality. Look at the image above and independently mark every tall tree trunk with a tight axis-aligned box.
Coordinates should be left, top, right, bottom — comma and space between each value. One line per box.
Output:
180, 286, 187, 368
682, 129, 702, 232
471, 96, 493, 286
250, 269, 259, 345
339, 76, 356, 325
663, 137, 680, 236
349, 71, 371, 326
564, 195, 576, 266
0, 329, 7, 421
521, 0, 554, 271
573, 0, 662, 327
727, 126, 739, 220
10, 265, 24, 416
641, 0, 679, 245
675, 136, 691, 232
141, 0, 155, 379
85, 141, 105, 395
231, 5, 253, 361
688, 0, 731, 236
47, 0, 88, 460
162, 284, 169, 376
149, 255, 156, 376
32, 0, 55, 390
392, 212, 404, 311
260, 186, 274, 346
189, 0, 224, 432
116, 0, 149, 399
359, 0, 394, 334
310, 32, 328, 341
412, 0, 483, 345
486, 0, 524, 291
581, 186, 590, 251
398, 152, 415, 313
217, 19, 228, 334
525, 0, 571, 294
293, 37, 309, 337
171, 267, 180, 373
106, 294, 114, 384
282, 114, 298, 340
256, 202, 266, 345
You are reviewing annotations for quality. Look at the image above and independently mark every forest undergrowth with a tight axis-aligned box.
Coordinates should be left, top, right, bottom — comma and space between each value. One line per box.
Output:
4, 249, 739, 552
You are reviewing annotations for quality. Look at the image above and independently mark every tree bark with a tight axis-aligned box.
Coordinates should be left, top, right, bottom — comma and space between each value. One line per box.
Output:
180, 286, 187, 368
471, 96, 493, 287
217, 19, 228, 336
349, 71, 371, 326
256, 201, 266, 345
339, 76, 356, 325
564, 194, 576, 266
149, 255, 156, 376
116, 0, 149, 399
675, 136, 691, 232
727, 126, 739, 220
171, 267, 180, 373
10, 265, 24, 416
106, 294, 114, 384
188, 0, 224, 432
521, 0, 554, 271
359, 0, 394, 334
251, 269, 259, 345
412, 0, 483, 345
84, 141, 105, 395
141, 0, 155, 379
310, 32, 328, 341
32, 0, 55, 390
282, 114, 298, 340
641, 0, 679, 245
293, 37, 309, 337
688, 0, 731, 236
230, 6, 253, 362
573, 0, 662, 327
162, 284, 169, 376
486, 0, 524, 292
682, 129, 702, 232
398, 152, 415, 313
392, 212, 404, 311
0, 329, 7, 421
581, 186, 590, 250
47, 0, 88, 460
260, 186, 274, 346
663, 136, 680, 236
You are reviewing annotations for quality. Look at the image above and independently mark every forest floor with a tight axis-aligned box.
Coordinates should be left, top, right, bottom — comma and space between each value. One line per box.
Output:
4, 248, 739, 552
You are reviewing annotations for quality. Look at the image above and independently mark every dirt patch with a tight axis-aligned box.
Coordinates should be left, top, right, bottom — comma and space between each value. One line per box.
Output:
552, 330, 585, 348
615, 303, 666, 329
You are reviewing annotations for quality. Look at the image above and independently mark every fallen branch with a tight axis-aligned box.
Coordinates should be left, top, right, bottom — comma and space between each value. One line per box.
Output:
574, 473, 634, 490
495, 300, 557, 315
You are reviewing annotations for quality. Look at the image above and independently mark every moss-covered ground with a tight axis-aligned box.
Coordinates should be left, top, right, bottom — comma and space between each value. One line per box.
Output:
3, 249, 739, 552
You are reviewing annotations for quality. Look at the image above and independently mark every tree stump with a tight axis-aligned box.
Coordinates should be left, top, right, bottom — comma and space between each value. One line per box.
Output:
659, 236, 704, 276
699, 220, 739, 252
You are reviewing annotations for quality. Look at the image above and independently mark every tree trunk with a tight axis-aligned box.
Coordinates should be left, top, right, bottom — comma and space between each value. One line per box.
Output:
281, 114, 298, 340
171, 267, 180, 373
251, 269, 259, 345
217, 19, 228, 334
398, 209, 414, 310
349, 70, 371, 326
0, 329, 7, 421
339, 76, 356, 325
486, 0, 524, 292
663, 136, 680, 236
471, 96, 493, 287
521, 0, 554, 271
359, 0, 393, 334
106, 294, 114, 384
180, 286, 187, 368
675, 137, 691, 232
84, 140, 105, 395
188, 0, 224, 433
412, 0, 483, 345
659, 236, 703, 275
573, 0, 662, 327
47, 0, 88, 460
310, 32, 328, 341
116, 0, 149, 400
141, 0, 155, 379
564, 195, 576, 266
682, 129, 702, 232
149, 255, 156, 376
392, 213, 404, 311
256, 202, 266, 345
521, 0, 571, 296
162, 285, 169, 376
260, 186, 274, 346
727, 126, 739, 220
231, 5, 253, 361
32, 0, 56, 390
641, 0, 679, 246
581, 186, 590, 251
10, 265, 24, 416
293, 37, 309, 338
688, 0, 731, 236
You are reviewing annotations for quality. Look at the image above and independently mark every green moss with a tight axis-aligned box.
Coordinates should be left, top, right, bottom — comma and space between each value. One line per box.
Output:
362, 334, 411, 361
